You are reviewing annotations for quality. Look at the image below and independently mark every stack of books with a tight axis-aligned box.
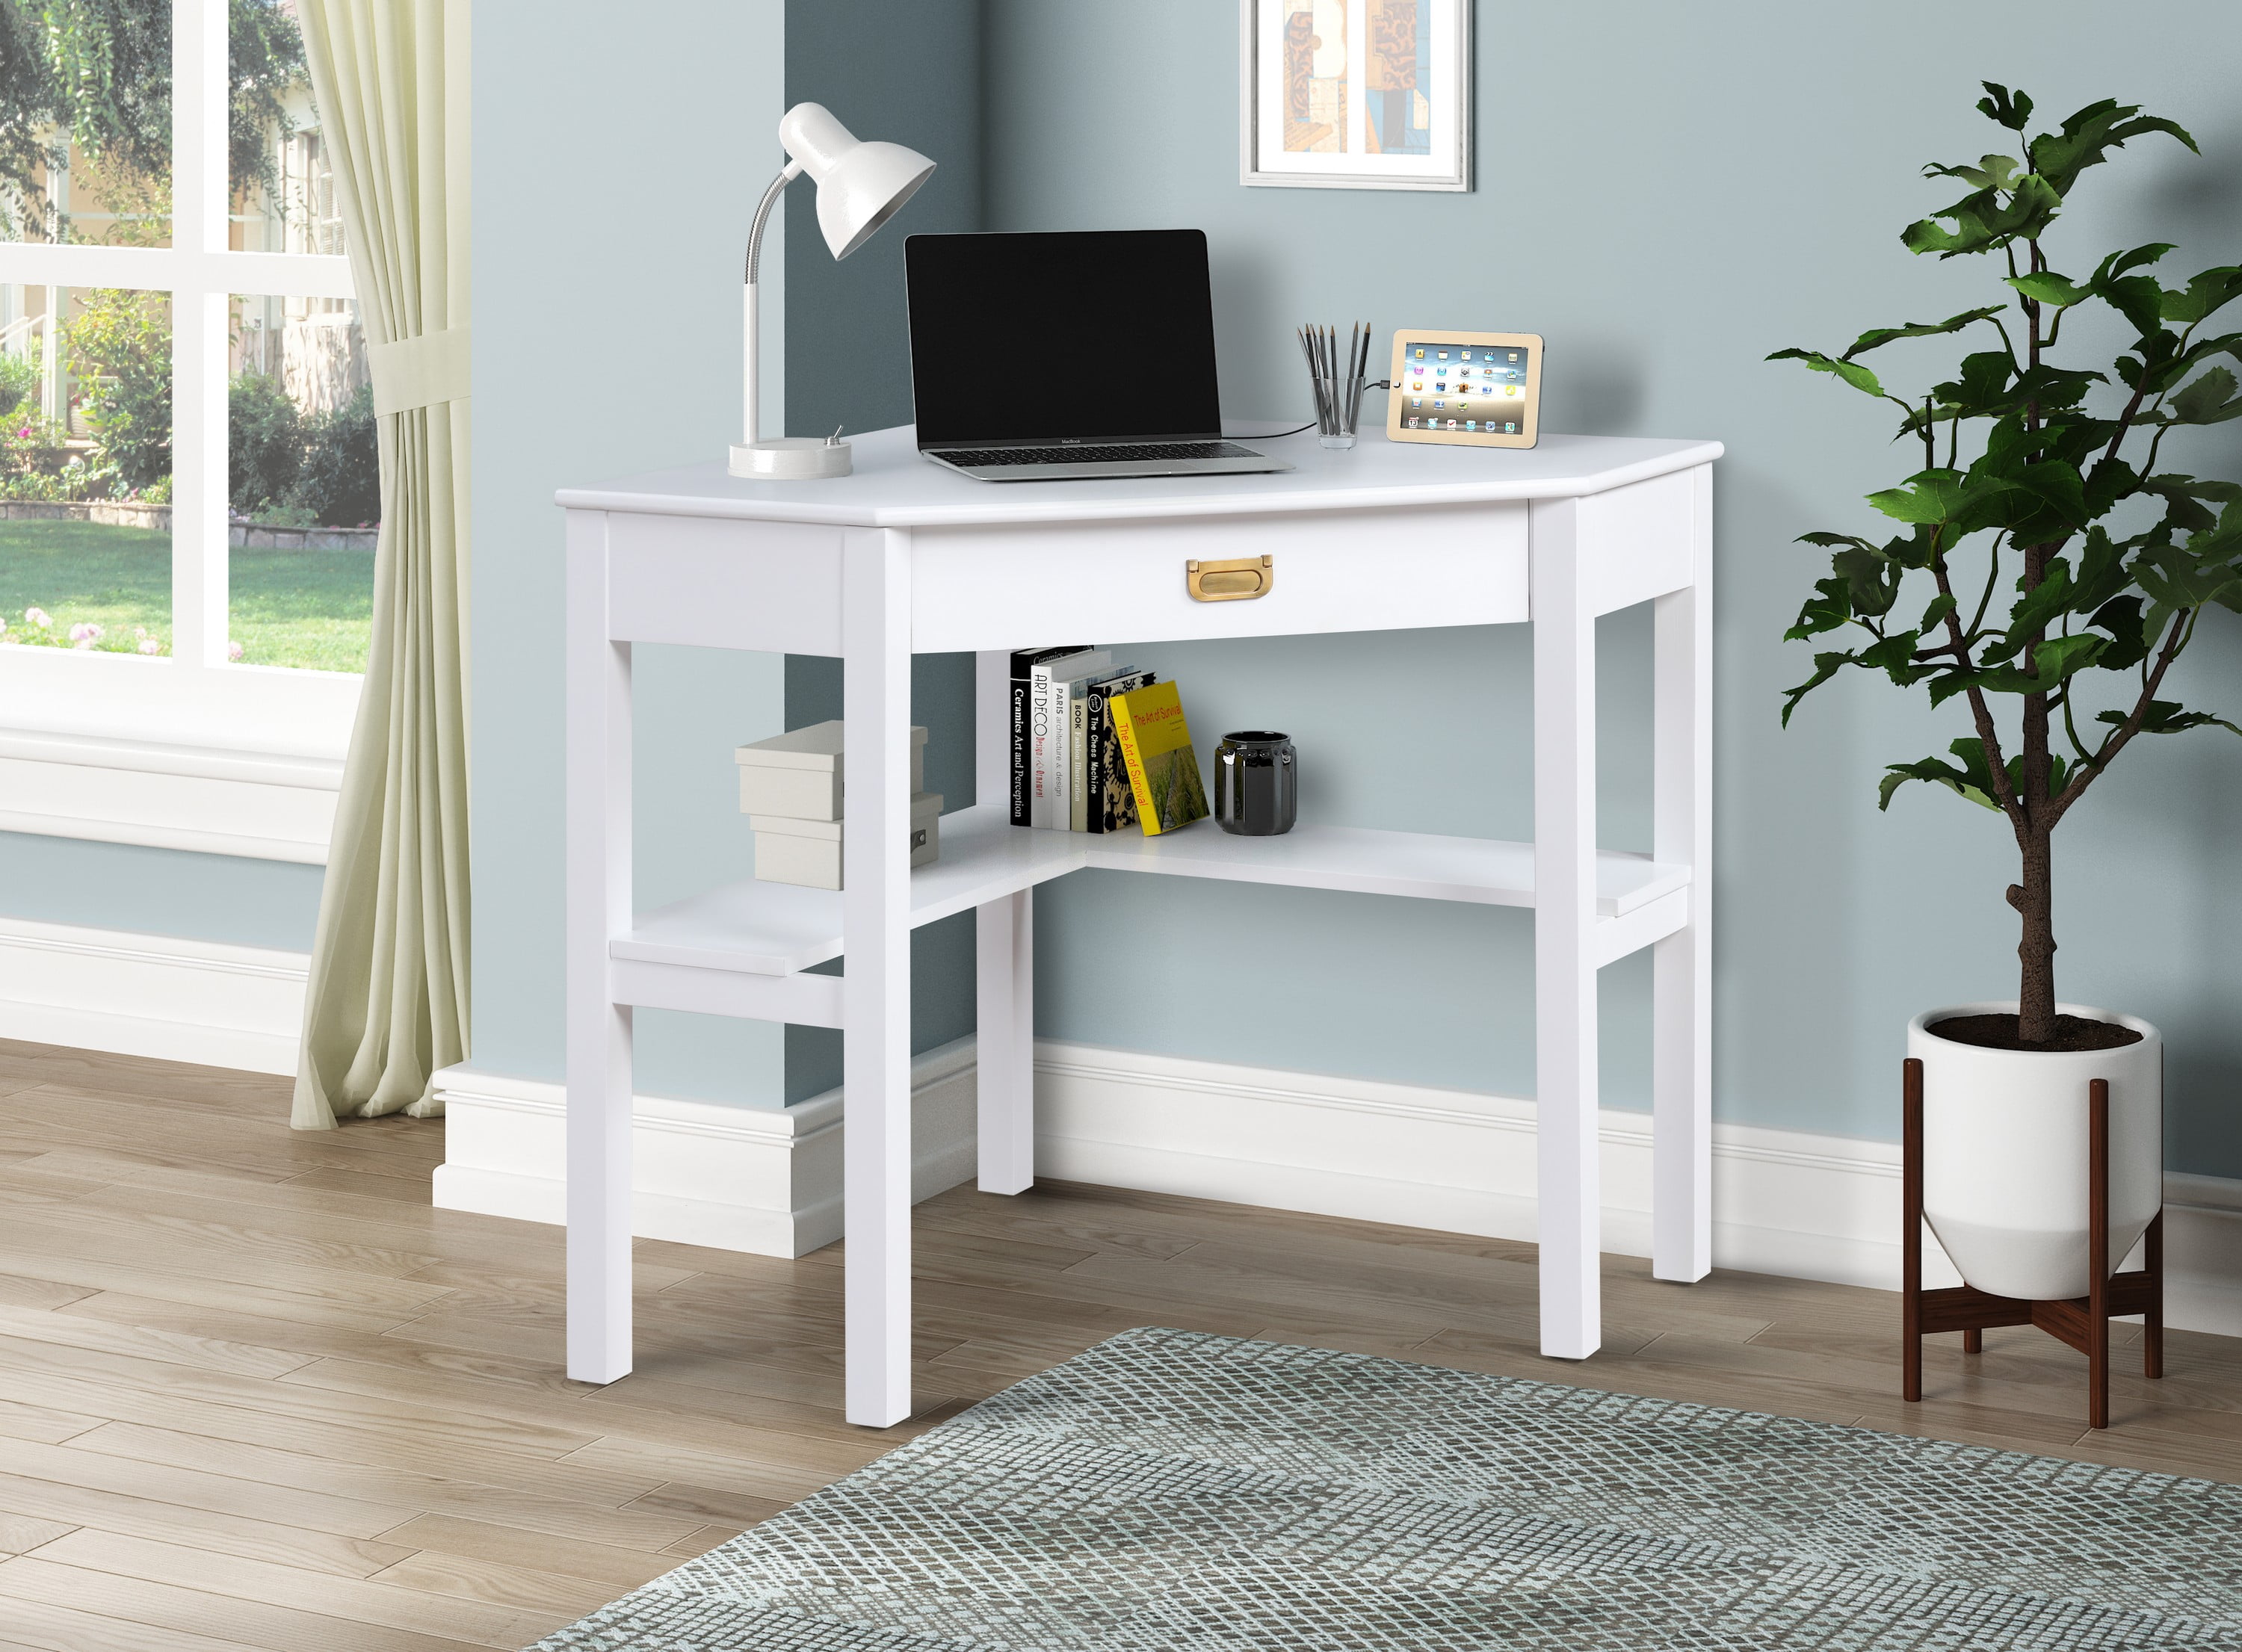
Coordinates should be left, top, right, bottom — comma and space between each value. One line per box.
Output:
734, 720, 939, 890
1008, 646, 1208, 836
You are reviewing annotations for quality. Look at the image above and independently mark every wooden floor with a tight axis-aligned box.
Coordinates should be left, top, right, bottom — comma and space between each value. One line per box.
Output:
0, 1041, 2237, 1651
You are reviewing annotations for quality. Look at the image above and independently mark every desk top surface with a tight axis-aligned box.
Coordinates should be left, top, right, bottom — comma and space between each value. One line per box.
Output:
556, 424, 1723, 530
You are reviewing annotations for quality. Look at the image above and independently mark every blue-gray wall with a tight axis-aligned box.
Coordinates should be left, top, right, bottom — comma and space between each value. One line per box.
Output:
28, 3, 2235, 1185
981, 0, 2242, 1176
472, 0, 791, 1106
782, 0, 983, 1102
469, 0, 984, 1112
0, 832, 321, 949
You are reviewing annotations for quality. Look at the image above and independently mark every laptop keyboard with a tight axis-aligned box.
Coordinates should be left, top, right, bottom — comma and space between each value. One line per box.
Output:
932, 442, 1264, 467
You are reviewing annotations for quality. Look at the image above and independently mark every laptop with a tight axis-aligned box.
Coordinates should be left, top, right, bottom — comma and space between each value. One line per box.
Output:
904, 229, 1291, 482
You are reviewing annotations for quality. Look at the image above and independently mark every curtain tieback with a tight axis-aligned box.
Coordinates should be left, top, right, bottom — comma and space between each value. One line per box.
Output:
368, 325, 472, 416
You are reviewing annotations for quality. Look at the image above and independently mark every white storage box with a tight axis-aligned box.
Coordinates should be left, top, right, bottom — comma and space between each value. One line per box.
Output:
753, 791, 942, 891
734, 721, 927, 822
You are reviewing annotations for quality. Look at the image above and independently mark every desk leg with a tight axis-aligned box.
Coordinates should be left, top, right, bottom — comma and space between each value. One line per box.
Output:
977, 889, 1035, 1193
973, 650, 1036, 1195
1532, 496, 1602, 1361
565, 509, 634, 1385
843, 528, 914, 1429
1652, 464, 1714, 1283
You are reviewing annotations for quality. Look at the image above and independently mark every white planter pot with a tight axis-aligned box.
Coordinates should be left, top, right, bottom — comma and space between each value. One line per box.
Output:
1911, 1001, 2162, 1302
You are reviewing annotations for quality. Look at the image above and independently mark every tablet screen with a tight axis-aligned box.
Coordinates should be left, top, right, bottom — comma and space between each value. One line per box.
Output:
1396, 341, 1532, 434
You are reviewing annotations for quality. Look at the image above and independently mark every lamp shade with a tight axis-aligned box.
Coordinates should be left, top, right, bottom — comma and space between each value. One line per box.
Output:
778, 102, 936, 261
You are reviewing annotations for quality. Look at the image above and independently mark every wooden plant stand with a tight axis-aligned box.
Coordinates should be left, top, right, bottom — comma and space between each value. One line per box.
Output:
1902, 1057, 2164, 1429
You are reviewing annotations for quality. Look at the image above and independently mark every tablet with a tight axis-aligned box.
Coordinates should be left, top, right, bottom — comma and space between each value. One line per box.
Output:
1387, 331, 1542, 448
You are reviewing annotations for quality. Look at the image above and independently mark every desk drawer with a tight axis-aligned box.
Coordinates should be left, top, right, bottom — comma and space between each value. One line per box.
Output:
910, 502, 1528, 652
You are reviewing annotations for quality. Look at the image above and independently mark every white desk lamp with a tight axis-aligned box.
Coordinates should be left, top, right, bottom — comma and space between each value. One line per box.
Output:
730, 102, 936, 480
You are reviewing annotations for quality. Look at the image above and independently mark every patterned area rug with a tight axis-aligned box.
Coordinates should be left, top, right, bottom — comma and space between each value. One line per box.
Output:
531, 1326, 2242, 1650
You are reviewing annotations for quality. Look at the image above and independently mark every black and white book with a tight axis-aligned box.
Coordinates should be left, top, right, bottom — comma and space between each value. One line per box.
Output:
1084, 667, 1155, 834
1064, 660, 1125, 832
1009, 646, 1087, 827
1031, 648, 1108, 829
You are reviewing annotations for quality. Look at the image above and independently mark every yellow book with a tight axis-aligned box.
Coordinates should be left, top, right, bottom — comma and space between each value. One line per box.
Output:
1106, 681, 1208, 835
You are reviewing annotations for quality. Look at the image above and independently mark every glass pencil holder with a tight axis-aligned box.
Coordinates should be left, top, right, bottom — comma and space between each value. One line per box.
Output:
1306, 368, 1366, 448
1297, 324, 1372, 450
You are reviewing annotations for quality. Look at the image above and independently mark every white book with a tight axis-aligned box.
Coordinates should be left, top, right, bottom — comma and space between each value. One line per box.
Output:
1051, 658, 1118, 832
1029, 649, 1108, 828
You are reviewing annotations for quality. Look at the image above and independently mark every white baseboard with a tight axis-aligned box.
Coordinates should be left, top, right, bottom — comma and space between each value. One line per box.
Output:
430, 1038, 980, 1257
3, 931, 2229, 1340
428, 1032, 2242, 1340
1033, 1041, 1958, 1288
0, 916, 307, 1074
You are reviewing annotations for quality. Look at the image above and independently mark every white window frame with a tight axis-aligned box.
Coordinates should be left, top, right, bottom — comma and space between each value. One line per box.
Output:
0, 0, 361, 864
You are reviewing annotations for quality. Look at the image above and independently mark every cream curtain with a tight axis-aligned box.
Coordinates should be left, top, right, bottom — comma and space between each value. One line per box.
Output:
291, 0, 473, 1128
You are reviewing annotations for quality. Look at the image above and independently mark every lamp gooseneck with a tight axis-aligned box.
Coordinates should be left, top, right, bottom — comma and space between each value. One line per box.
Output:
741, 159, 801, 448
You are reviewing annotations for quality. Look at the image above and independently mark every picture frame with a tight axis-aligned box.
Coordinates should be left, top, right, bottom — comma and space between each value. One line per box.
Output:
1239, 0, 1471, 192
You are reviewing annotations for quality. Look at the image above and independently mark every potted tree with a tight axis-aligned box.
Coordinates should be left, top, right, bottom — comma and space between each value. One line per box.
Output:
1773, 84, 2242, 1302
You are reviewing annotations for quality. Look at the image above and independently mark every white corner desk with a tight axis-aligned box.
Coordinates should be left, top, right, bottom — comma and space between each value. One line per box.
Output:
557, 424, 1720, 1427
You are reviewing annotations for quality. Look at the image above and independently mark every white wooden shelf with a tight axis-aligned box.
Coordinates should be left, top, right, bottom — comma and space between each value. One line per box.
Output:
614, 803, 1690, 979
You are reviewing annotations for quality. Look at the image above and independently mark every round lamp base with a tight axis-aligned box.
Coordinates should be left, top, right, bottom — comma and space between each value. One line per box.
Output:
729, 438, 853, 480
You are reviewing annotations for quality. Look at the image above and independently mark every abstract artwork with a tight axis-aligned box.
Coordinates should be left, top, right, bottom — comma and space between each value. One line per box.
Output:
1242, 0, 1469, 191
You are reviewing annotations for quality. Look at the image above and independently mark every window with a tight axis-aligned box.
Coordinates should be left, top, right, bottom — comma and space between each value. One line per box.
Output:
0, 0, 370, 675
0, 1, 363, 864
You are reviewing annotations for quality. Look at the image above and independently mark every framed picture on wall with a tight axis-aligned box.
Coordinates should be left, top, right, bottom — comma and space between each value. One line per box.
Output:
1240, 0, 1471, 192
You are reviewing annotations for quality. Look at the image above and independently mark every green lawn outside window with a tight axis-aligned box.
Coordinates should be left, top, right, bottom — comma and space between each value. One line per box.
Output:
0, 521, 374, 673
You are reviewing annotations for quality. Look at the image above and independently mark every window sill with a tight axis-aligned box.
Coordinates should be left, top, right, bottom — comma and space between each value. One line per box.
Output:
0, 647, 358, 863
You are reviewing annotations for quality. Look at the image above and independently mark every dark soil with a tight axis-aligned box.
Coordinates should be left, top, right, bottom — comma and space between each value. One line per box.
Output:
1926, 1012, 2144, 1053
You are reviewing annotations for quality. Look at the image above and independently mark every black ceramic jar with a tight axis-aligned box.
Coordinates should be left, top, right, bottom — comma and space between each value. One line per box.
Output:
1213, 731, 1297, 836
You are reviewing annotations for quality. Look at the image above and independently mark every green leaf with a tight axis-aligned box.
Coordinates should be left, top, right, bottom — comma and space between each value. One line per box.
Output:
2102, 273, 2169, 339
2074, 526, 2127, 604
1767, 347, 1886, 397
2007, 270, 2088, 308
2004, 362, 2105, 414
1866, 469, 1971, 525
2031, 632, 2107, 684
1924, 152, 2022, 191
1880, 735, 2007, 811
1903, 174, 2062, 259
2081, 458, 2140, 521
2167, 366, 2242, 425
2094, 700, 2242, 737
2161, 266, 2242, 327
1779, 650, 1854, 725
1998, 555, 2077, 641
2140, 473, 2223, 534
2002, 460, 2090, 530
2087, 594, 2151, 671
1958, 736, 2025, 804
1832, 543, 1901, 619
1839, 306, 2007, 360
1919, 592, 1957, 631
1976, 83, 2034, 132
2028, 99, 2196, 196
1927, 350, 2017, 418
2093, 243, 2178, 283
1857, 629, 1925, 678
1880, 760, 1969, 811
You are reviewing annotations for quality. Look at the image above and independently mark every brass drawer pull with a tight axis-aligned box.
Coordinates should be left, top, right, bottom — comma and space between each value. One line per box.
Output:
1186, 555, 1274, 601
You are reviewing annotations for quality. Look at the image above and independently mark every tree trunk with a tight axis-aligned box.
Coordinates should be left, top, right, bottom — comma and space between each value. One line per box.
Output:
2013, 533, 2057, 1046
2010, 823, 2057, 1043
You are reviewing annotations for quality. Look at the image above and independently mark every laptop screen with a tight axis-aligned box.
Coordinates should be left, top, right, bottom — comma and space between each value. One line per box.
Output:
904, 229, 1223, 448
